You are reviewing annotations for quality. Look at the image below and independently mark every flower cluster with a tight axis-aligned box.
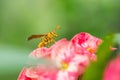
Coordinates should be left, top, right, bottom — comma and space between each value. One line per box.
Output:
18, 32, 102, 80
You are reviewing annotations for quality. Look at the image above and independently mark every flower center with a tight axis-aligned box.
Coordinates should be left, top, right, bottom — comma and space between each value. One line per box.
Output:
87, 47, 95, 53
61, 62, 68, 70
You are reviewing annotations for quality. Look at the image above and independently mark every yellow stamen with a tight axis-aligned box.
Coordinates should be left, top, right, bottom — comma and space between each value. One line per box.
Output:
87, 47, 95, 53
61, 62, 68, 70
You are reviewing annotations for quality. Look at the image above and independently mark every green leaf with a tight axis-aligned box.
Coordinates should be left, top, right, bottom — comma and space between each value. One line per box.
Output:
82, 34, 114, 80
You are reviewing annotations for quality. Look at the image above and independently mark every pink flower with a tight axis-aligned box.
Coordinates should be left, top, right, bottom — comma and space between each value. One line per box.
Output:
70, 32, 102, 61
71, 32, 102, 51
103, 55, 120, 80
55, 54, 89, 80
51, 41, 89, 79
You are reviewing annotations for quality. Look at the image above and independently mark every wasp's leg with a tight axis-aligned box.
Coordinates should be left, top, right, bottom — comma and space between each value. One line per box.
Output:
38, 42, 46, 48
51, 39, 56, 43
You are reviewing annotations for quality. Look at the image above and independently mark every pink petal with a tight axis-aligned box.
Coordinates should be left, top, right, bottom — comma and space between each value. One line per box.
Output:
103, 55, 120, 80
30, 47, 52, 58
18, 66, 58, 80
57, 70, 78, 80
17, 68, 31, 80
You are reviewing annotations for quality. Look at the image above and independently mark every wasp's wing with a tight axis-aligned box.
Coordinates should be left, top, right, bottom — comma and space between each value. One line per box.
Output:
27, 34, 45, 40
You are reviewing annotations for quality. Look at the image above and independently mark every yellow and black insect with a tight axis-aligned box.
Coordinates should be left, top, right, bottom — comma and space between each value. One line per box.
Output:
27, 25, 60, 48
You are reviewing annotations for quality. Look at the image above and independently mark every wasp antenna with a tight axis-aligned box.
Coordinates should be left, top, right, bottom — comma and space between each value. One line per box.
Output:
54, 25, 60, 31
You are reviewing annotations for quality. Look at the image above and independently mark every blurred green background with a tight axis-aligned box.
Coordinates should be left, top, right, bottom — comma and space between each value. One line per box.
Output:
0, 0, 120, 80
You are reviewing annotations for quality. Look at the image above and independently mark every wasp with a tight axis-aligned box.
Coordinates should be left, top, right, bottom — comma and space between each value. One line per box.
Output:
27, 25, 60, 48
